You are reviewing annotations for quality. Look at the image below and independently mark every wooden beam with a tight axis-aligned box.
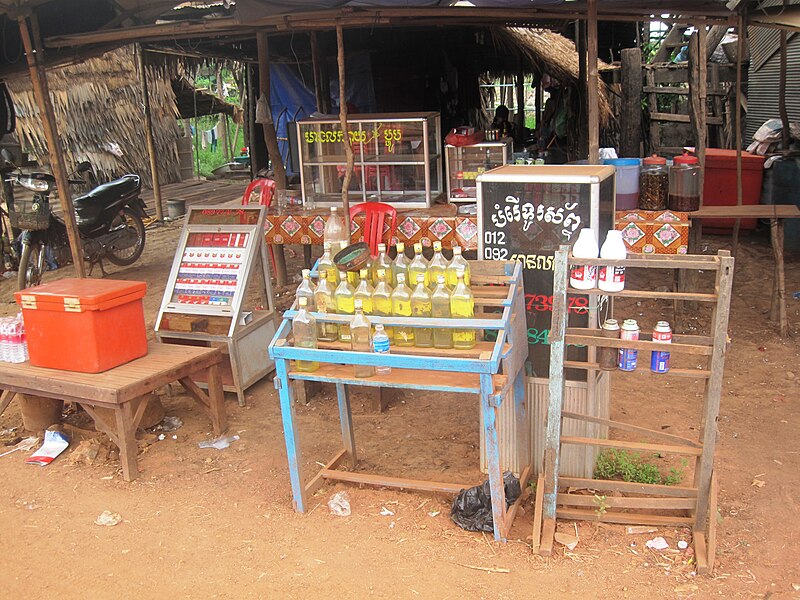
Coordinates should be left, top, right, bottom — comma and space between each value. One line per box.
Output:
587, 0, 599, 164
515, 64, 525, 146
336, 24, 353, 234
620, 47, 643, 157
18, 15, 85, 278
256, 32, 288, 191
732, 15, 745, 255
137, 46, 163, 221
576, 20, 588, 160
650, 24, 688, 64
310, 31, 330, 114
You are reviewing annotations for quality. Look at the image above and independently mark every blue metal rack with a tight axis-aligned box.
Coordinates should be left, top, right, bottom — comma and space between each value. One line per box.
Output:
268, 260, 528, 541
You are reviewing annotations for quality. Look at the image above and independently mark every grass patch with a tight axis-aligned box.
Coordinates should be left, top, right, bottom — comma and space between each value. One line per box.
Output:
594, 449, 687, 486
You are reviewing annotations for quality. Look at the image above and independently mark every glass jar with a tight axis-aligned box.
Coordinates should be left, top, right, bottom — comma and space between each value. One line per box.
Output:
668, 153, 701, 212
639, 155, 669, 210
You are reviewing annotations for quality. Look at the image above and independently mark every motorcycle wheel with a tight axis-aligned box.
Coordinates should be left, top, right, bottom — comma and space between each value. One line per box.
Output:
17, 241, 46, 290
105, 207, 146, 266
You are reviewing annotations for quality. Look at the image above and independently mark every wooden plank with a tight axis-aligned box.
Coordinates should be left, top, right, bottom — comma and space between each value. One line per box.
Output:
560, 476, 698, 498
531, 473, 545, 553
304, 448, 347, 497
320, 469, 472, 494
335, 383, 357, 468
566, 254, 720, 269
566, 329, 713, 347
0, 389, 16, 418
620, 47, 643, 157
707, 471, 719, 573
564, 360, 711, 379
316, 339, 504, 359
587, 0, 599, 163
114, 402, 138, 482
564, 334, 712, 356
567, 287, 718, 302
694, 531, 709, 575
557, 493, 696, 510
690, 204, 800, 219
539, 518, 556, 556
649, 64, 738, 85
646, 69, 660, 154
561, 411, 702, 448
651, 112, 723, 126
557, 508, 694, 526
560, 436, 703, 456
502, 464, 531, 540
643, 86, 729, 96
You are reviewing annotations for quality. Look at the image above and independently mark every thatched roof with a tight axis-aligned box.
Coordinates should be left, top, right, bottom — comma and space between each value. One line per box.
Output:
8, 45, 181, 187
492, 27, 613, 127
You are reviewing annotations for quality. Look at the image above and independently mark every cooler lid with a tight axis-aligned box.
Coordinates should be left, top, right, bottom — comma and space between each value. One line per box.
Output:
704, 148, 765, 170
15, 278, 146, 312
604, 158, 640, 166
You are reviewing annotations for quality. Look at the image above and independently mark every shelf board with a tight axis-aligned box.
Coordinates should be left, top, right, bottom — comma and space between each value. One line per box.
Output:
563, 333, 713, 356
556, 508, 695, 526
316, 339, 507, 360
560, 435, 703, 456
567, 286, 717, 302
558, 476, 698, 498
568, 254, 721, 270
563, 360, 711, 379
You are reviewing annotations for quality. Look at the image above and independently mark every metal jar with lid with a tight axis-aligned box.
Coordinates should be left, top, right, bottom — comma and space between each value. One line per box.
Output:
639, 154, 669, 210
668, 153, 701, 212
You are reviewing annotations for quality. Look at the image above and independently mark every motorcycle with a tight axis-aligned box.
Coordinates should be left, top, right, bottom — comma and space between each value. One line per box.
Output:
3, 150, 148, 289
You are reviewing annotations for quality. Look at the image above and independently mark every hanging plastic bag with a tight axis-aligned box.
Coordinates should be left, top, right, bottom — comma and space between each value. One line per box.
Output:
450, 472, 521, 533
255, 93, 272, 125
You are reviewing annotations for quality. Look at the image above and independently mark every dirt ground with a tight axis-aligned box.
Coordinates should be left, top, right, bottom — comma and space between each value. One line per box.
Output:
0, 220, 798, 599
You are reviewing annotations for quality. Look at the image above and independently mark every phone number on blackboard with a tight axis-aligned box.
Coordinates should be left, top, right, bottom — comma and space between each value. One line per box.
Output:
525, 293, 588, 314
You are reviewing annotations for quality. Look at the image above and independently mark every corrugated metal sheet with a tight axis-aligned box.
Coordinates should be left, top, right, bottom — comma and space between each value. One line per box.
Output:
749, 0, 799, 71
746, 32, 800, 141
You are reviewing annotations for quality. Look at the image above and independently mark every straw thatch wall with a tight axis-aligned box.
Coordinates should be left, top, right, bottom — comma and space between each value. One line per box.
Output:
8, 45, 180, 187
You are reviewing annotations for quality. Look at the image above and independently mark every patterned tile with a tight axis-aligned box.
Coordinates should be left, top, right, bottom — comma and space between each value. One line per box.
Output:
654, 223, 681, 247
280, 216, 301, 237
263, 219, 274, 235
455, 218, 478, 242
428, 217, 453, 240
309, 215, 326, 238
397, 217, 421, 240
620, 222, 646, 246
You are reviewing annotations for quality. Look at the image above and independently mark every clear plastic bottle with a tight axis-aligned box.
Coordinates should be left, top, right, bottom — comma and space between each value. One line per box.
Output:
372, 268, 394, 342
428, 241, 448, 289
431, 275, 454, 349
351, 299, 375, 378
392, 242, 410, 286
569, 228, 599, 290
296, 268, 315, 305
0, 319, 9, 362
409, 242, 429, 289
450, 269, 476, 349
370, 243, 393, 286
355, 268, 374, 313
372, 324, 391, 375
598, 230, 627, 292
446, 246, 470, 288
292, 297, 319, 372
314, 270, 339, 342
324, 206, 349, 252
411, 273, 433, 347
318, 241, 340, 286
334, 277, 355, 343
391, 272, 415, 346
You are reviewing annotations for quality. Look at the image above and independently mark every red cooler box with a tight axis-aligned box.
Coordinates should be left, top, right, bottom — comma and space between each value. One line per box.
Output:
15, 278, 148, 373
702, 149, 765, 232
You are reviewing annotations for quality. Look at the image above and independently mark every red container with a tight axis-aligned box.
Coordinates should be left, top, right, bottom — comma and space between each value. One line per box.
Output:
702, 149, 765, 232
15, 278, 148, 373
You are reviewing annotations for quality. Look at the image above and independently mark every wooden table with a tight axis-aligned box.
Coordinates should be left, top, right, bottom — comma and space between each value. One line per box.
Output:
688, 204, 800, 336
0, 342, 227, 480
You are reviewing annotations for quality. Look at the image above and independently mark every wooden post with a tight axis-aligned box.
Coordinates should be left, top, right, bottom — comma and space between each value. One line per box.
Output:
17, 15, 85, 278
336, 24, 353, 235
216, 65, 230, 162
256, 31, 288, 191
587, 0, 600, 164
137, 45, 164, 221
688, 27, 707, 204
778, 31, 790, 153
310, 31, 328, 113
515, 65, 525, 145
535, 80, 543, 133
732, 16, 745, 256
576, 20, 589, 160
620, 47, 643, 158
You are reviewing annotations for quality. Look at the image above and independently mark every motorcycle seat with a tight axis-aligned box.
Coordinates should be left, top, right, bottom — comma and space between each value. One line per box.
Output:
73, 174, 141, 209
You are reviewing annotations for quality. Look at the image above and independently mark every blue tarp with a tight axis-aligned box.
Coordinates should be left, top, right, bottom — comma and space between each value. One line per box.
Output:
269, 63, 317, 176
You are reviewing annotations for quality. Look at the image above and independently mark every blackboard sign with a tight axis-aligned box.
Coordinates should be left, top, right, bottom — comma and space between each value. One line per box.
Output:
477, 165, 615, 379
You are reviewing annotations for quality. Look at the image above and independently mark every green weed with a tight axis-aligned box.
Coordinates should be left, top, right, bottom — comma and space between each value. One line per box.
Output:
594, 449, 685, 486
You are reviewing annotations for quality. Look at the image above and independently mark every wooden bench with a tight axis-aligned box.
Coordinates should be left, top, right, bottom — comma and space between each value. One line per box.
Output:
0, 342, 227, 481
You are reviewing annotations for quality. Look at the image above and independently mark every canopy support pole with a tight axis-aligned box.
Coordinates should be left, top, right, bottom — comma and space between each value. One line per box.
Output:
587, 0, 599, 164
17, 14, 85, 278
137, 45, 163, 221
336, 23, 353, 235
732, 15, 745, 256
256, 31, 288, 192
515, 64, 525, 147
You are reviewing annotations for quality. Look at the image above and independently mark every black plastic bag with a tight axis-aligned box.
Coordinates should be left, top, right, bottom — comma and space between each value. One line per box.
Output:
450, 472, 521, 533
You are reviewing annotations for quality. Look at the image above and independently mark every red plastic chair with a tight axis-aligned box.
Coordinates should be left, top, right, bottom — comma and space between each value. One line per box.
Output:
350, 202, 397, 257
242, 177, 276, 206
242, 178, 277, 270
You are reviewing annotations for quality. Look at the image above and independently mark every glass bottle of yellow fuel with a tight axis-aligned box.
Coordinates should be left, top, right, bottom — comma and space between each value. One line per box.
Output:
391, 272, 414, 346
295, 268, 315, 306
314, 269, 339, 342
428, 241, 448, 289
370, 243, 393, 286
292, 297, 319, 372
446, 245, 470, 288
351, 299, 375, 378
409, 242, 429, 288
334, 275, 355, 343
450, 268, 476, 349
392, 242, 410, 285
372, 268, 394, 342
411, 273, 433, 347
318, 242, 339, 285
354, 268, 374, 314
431, 274, 453, 349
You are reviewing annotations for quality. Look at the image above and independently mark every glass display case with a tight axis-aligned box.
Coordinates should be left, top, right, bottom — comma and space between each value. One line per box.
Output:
445, 139, 512, 203
296, 112, 442, 208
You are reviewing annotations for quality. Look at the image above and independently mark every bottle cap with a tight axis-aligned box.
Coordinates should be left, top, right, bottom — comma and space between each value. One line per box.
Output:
378, 243, 386, 252
377, 268, 386, 278
433, 241, 442, 252
437, 275, 446, 284
416, 273, 425, 283
331, 206, 338, 212
396, 242, 405, 252
673, 152, 699, 165
323, 241, 331, 250
354, 299, 363, 310
457, 267, 465, 277
643, 154, 667, 165
299, 297, 308, 307
453, 246, 462, 255
414, 243, 422, 253
319, 269, 327, 278
375, 323, 384, 331
360, 268, 369, 278
302, 269, 310, 278
397, 273, 405, 283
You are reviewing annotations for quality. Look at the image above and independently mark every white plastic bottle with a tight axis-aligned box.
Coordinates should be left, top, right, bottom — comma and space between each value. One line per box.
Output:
324, 206, 349, 252
598, 230, 627, 292
569, 228, 599, 290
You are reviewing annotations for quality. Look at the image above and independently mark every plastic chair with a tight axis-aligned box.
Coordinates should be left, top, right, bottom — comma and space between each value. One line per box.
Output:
350, 202, 397, 257
242, 177, 276, 206
242, 178, 277, 271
